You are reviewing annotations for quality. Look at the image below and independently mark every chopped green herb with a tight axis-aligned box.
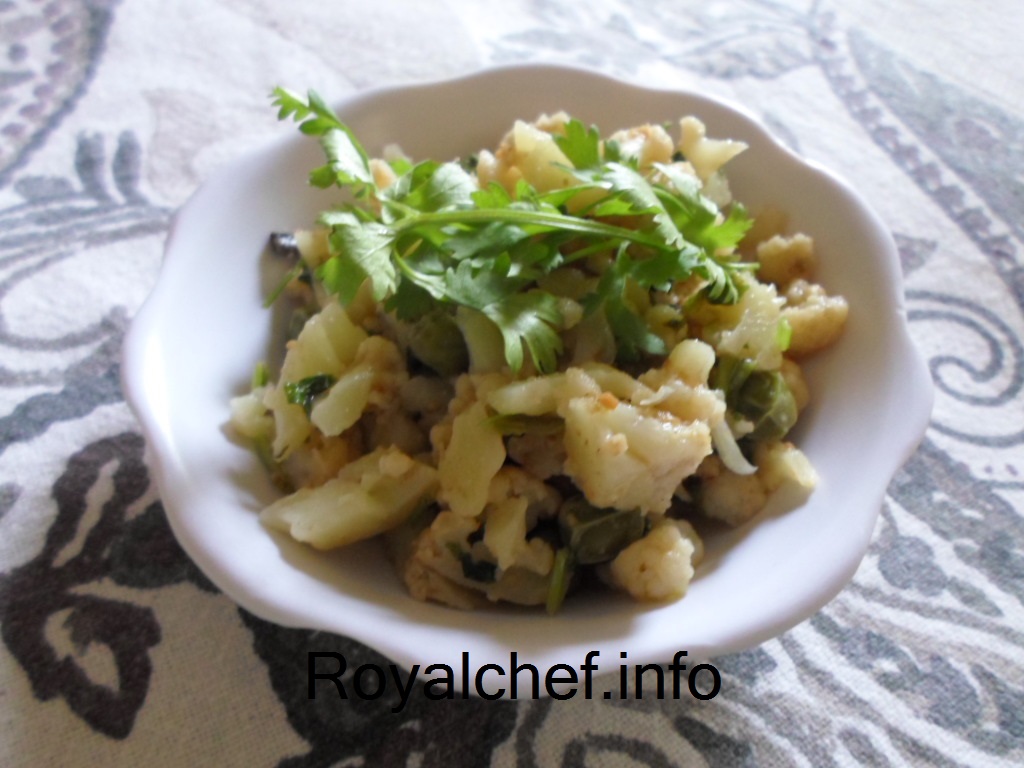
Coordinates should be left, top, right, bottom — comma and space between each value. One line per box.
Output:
251, 361, 269, 389
284, 374, 336, 415
553, 118, 602, 170
446, 542, 497, 583
263, 263, 305, 309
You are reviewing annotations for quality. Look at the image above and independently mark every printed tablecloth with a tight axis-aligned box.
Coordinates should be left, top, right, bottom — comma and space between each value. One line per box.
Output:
2, 1, 1022, 765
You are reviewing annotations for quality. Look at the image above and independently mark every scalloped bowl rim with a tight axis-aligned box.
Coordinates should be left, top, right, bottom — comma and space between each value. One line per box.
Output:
123, 63, 933, 686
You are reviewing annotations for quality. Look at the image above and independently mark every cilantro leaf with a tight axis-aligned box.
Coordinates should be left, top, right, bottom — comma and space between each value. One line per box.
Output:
629, 243, 703, 290
384, 277, 436, 321
706, 203, 754, 252
318, 211, 396, 302
312, 128, 373, 188
651, 161, 753, 252
384, 160, 477, 214
576, 162, 684, 250
586, 247, 668, 360
471, 182, 515, 209
284, 374, 336, 415
444, 259, 529, 308
272, 87, 372, 187
443, 221, 531, 262
482, 291, 564, 374
554, 118, 602, 169
422, 162, 478, 211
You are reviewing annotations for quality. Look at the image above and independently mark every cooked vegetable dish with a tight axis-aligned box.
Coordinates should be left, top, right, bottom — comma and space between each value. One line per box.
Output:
229, 89, 848, 612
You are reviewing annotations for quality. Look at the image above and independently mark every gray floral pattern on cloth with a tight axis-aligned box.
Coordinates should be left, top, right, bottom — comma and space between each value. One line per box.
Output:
0, 0, 1021, 765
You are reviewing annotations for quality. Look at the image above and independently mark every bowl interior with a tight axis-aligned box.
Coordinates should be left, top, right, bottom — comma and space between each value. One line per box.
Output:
124, 64, 932, 678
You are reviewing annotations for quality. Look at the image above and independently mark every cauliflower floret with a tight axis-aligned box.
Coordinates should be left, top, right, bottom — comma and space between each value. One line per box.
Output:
755, 441, 818, 493
701, 169, 734, 208
678, 116, 747, 183
608, 518, 698, 602
696, 455, 768, 527
782, 279, 849, 357
637, 341, 726, 427
474, 149, 502, 190
756, 233, 816, 289
292, 228, 330, 270
513, 536, 557, 576
482, 467, 561, 572
666, 338, 716, 387
280, 301, 366, 383
428, 509, 481, 552
644, 302, 687, 351
260, 446, 438, 549
715, 282, 785, 370
576, 363, 648, 403
310, 364, 375, 437
263, 383, 311, 461
282, 430, 360, 489
431, 372, 510, 460
635, 376, 725, 426
352, 335, 407, 409
363, 407, 429, 455
483, 496, 529, 572
401, 526, 486, 610
399, 374, 454, 433
405, 506, 555, 607
229, 389, 273, 440
674, 518, 705, 569
486, 466, 561, 522
561, 395, 712, 514
484, 564, 551, 606
607, 123, 674, 169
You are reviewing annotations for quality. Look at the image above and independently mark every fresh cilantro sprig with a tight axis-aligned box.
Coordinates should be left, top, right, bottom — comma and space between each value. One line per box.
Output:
271, 87, 373, 189
270, 90, 756, 373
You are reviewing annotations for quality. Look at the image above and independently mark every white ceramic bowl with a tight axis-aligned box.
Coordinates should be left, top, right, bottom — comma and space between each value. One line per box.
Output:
123, 64, 932, 690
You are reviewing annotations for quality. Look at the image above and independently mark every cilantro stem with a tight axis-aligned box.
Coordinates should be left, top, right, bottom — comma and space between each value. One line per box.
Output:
263, 263, 304, 308
384, 203, 670, 252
